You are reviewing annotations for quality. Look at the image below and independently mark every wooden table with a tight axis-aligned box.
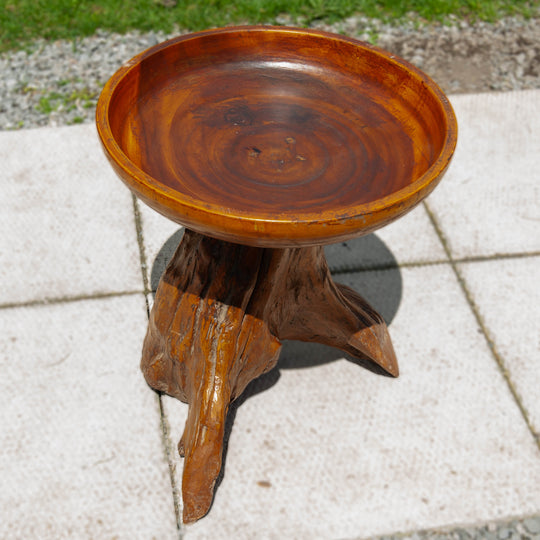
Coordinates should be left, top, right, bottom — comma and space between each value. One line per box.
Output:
96, 26, 457, 523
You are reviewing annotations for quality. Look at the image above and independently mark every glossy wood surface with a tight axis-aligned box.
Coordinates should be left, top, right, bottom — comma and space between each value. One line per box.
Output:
142, 229, 397, 523
96, 26, 457, 247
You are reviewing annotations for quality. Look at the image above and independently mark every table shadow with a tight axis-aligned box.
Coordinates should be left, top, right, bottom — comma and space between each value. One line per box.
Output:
149, 228, 403, 502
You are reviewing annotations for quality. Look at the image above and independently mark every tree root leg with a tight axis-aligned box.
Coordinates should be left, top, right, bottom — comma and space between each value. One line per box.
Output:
141, 229, 398, 523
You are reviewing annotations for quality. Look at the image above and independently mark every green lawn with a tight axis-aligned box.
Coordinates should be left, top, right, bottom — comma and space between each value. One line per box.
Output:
1, 0, 538, 52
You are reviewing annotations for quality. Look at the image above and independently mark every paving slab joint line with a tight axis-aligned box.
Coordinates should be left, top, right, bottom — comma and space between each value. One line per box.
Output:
134, 198, 183, 536
131, 194, 151, 317
447, 251, 540, 265
157, 394, 184, 539
330, 258, 449, 275
329, 251, 540, 277
423, 201, 540, 451
0, 289, 144, 310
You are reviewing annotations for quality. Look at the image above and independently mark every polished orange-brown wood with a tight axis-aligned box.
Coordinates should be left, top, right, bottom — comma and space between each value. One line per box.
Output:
96, 26, 457, 248
142, 229, 397, 522
96, 26, 457, 524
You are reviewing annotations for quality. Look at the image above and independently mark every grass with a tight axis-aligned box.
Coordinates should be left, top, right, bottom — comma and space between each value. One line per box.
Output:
34, 87, 98, 114
1, 0, 539, 52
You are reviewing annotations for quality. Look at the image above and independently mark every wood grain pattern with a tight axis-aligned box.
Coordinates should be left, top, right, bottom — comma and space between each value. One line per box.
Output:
142, 229, 398, 523
96, 26, 457, 247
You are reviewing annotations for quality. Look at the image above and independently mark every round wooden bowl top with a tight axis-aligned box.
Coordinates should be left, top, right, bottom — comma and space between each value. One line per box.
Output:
96, 26, 457, 247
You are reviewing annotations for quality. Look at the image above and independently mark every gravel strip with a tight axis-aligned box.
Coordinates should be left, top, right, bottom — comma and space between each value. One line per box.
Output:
0, 15, 539, 130
313, 14, 540, 94
370, 515, 540, 540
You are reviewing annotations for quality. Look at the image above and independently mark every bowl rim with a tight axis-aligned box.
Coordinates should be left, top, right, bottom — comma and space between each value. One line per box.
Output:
96, 25, 458, 246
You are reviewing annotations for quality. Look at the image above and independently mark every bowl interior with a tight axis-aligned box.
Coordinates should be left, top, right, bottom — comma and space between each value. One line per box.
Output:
100, 27, 456, 245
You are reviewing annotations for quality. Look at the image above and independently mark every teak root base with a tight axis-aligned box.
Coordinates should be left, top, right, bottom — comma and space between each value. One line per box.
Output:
142, 229, 398, 523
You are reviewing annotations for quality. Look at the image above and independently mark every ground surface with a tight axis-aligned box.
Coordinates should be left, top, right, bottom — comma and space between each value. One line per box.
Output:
1, 16, 539, 540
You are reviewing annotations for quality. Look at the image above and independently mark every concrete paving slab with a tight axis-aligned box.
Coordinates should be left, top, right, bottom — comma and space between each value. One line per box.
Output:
136, 199, 184, 293
0, 295, 178, 540
0, 124, 142, 306
2, 86, 538, 540
458, 256, 540, 437
159, 265, 540, 539
427, 89, 540, 259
